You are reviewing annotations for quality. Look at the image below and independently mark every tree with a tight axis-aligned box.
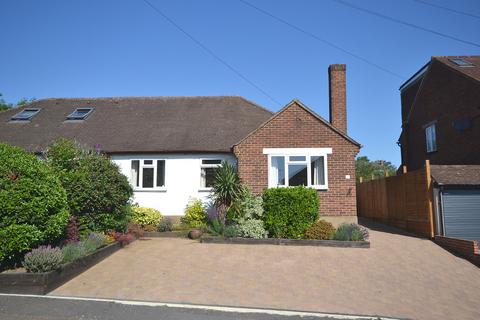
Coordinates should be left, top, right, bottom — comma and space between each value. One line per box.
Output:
0, 93, 12, 112
355, 156, 397, 182
0, 93, 36, 112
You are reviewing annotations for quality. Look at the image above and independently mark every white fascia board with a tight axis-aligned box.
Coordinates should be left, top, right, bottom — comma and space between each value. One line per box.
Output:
263, 148, 332, 155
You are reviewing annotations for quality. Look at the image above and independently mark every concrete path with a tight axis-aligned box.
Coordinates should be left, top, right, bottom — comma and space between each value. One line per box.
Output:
51, 221, 480, 320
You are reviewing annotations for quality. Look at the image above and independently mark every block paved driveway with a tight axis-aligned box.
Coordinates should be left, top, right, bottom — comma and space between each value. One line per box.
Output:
51, 220, 480, 320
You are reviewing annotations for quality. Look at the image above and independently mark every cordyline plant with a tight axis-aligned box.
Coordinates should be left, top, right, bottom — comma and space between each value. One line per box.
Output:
209, 161, 246, 225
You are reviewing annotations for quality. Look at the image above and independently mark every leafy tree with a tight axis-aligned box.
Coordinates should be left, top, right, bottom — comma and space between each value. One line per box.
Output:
0, 93, 12, 112
0, 93, 36, 112
355, 156, 397, 182
46, 139, 133, 233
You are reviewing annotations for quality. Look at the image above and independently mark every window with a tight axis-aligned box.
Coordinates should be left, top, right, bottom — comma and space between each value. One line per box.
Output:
449, 58, 474, 67
264, 148, 331, 190
130, 159, 165, 189
425, 123, 437, 153
11, 108, 40, 121
67, 108, 94, 120
200, 159, 222, 188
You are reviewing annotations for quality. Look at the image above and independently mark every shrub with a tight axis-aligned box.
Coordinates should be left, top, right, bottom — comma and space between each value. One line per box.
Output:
113, 232, 135, 246
143, 224, 157, 232
304, 220, 336, 240
207, 217, 224, 236
333, 223, 365, 241
127, 222, 144, 239
238, 219, 268, 239
23, 246, 64, 273
61, 243, 86, 263
131, 206, 162, 228
181, 198, 208, 228
262, 186, 319, 239
83, 232, 107, 253
157, 218, 173, 232
65, 216, 80, 244
46, 139, 133, 233
223, 224, 239, 238
209, 161, 246, 224
0, 143, 69, 270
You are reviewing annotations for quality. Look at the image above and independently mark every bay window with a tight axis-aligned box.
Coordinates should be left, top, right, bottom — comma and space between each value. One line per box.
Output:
131, 159, 166, 190
264, 148, 331, 189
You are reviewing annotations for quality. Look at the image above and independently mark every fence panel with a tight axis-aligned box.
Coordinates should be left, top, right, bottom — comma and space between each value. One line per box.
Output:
357, 161, 434, 238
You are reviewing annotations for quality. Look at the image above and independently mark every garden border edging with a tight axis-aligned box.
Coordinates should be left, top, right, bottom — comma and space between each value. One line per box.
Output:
0, 242, 122, 295
200, 237, 370, 248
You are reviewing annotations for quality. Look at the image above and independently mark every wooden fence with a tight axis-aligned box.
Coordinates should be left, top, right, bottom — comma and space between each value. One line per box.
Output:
356, 160, 435, 238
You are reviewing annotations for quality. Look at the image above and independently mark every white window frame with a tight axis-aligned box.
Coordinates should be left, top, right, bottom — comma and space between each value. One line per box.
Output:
131, 159, 166, 191
263, 148, 332, 190
199, 159, 222, 191
425, 123, 437, 153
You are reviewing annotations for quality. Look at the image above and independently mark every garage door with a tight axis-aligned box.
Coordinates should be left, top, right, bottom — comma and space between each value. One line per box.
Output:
442, 189, 480, 242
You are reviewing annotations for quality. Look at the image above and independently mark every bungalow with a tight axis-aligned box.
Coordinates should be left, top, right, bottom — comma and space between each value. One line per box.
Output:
0, 64, 360, 226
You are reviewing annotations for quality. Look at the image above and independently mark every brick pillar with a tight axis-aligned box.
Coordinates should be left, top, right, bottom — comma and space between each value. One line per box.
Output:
328, 64, 347, 133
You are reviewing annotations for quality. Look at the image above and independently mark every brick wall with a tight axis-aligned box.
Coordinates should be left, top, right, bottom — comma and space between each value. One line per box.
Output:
434, 235, 480, 267
400, 60, 480, 171
233, 101, 360, 217
328, 64, 347, 133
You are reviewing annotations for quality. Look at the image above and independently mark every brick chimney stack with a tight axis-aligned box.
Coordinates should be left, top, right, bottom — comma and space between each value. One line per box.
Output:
328, 64, 347, 133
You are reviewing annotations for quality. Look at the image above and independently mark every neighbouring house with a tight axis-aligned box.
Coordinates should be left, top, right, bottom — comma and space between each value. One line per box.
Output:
0, 64, 360, 225
398, 55, 480, 241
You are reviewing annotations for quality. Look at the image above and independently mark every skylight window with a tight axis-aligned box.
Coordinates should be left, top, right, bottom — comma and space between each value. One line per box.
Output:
67, 108, 94, 120
449, 58, 474, 67
10, 108, 41, 121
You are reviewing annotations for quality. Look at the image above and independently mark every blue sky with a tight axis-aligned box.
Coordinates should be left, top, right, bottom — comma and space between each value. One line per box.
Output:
1, 0, 479, 166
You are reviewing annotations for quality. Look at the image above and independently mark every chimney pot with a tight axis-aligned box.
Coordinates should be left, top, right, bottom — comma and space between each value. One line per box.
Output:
328, 64, 347, 133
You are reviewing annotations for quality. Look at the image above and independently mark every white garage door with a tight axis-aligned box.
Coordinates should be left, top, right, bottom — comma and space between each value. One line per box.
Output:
442, 189, 480, 242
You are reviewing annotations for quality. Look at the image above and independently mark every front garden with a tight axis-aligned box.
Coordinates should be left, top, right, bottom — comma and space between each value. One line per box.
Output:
0, 140, 143, 283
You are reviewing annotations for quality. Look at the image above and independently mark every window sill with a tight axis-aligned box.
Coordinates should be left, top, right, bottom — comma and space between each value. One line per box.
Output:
198, 188, 213, 192
269, 185, 328, 190
133, 188, 167, 192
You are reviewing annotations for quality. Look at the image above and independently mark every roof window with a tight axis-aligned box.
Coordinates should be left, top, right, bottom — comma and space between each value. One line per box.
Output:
449, 58, 474, 67
10, 108, 41, 121
67, 108, 94, 120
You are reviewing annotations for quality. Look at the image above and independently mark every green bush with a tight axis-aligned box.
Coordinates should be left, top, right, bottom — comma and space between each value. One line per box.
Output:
46, 139, 133, 233
157, 218, 173, 232
238, 219, 268, 239
61, 243, 86, 264
262, 186, 319, 239
304, 220, 336, 240
131, 206, 162, 227
223, 224, 240, 238
23, 246, 64, 273
0, 143, 69, 270
333, 223, 364, 241
181, 198, 208, 228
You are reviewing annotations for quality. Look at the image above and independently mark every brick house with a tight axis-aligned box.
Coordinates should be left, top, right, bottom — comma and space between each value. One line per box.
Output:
0, 64, 360, 225
398, 56, 480, 242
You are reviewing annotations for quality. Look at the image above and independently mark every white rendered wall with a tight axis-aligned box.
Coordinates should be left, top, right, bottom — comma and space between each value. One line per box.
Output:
111, 153, 235, 216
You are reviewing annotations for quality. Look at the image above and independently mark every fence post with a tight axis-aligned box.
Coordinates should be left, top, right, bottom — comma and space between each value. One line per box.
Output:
424, 160, 435, 238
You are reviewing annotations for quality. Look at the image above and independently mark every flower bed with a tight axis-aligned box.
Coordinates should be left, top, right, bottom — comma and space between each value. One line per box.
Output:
0, 242, 121, 294
200, 236, 370, 248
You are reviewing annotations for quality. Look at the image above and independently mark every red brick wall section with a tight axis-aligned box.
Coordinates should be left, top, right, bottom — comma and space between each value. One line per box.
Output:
434, 235, 480, 267
328, 64, 347, 134
400, 60, 480, 170
233, 102, 360, 217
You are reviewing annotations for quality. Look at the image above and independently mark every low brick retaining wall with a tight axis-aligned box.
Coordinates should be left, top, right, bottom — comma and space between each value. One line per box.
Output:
201, 237, 370, 248
0, 242, 122, 295
434, 236, 480, 267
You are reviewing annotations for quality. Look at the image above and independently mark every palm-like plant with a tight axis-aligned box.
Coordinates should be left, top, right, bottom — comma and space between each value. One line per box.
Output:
210, 161, 246, 225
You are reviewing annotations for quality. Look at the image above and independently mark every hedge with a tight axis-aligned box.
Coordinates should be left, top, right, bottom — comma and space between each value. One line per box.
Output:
262, 186, 319, 239
0, 143, 69, 270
